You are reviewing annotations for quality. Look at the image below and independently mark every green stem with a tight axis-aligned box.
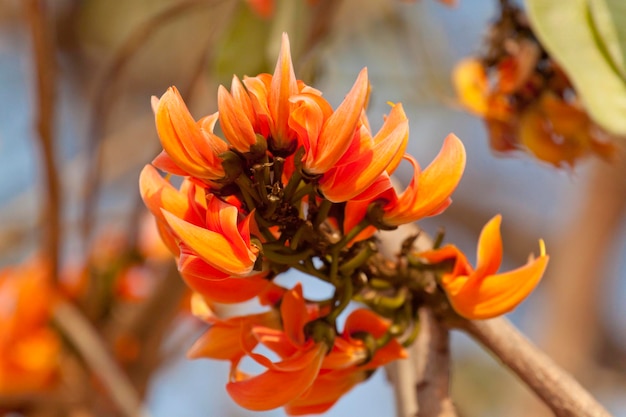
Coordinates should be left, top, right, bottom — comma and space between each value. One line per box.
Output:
283, 169, 303, 202
327, 277, 353, 322
339, 243, 375, 275
331, 219, 371, 251
313, 199, 332, 228
235, 175, 259, 210
263, 248, 315, 265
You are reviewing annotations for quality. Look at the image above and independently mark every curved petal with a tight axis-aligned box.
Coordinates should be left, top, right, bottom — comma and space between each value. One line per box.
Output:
474, 215, 503, 277
449, 254, 549, 319
226, 344, 326, 411
382, 134, 466, 225
161, 210, 256, 276
218, 84, 258, 153
305, 68, 370, 174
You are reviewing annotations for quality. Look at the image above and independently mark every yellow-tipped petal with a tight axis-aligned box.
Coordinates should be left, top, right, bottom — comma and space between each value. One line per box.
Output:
449, 254, 549, 319
474, 215, 503, 277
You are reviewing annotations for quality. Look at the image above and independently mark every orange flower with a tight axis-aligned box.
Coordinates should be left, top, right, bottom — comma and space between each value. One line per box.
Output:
153, 87, 228, 185
381, 134, 465, 226
418, 215, 549, 319
139, 164, 264, 302
317, 103, 409, 202
0, 259, 60, 394
343, 134, 465, 240
223, 284, 327, 411
218, 76, 262, 154
286, 309, 407, 415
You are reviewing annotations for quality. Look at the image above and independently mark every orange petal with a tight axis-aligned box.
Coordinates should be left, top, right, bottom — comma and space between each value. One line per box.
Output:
305, 68, 370, 174
281, 284, 308, 346
285, 369, 367, 415
218, 83, 258, 153
155, 87, 227, 180
161, 210, 256, 276
474, 215, 503, 277
226, 344, 326, 411
448, 252, 549, 319
269, 33, 298, 149
382, 134, 466, 225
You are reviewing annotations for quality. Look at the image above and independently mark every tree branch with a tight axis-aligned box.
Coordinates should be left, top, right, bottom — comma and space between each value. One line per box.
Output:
53, 301, 150, 417
414, 307, 458, 417
24, 0, 61, 282
449, 316, 612, 417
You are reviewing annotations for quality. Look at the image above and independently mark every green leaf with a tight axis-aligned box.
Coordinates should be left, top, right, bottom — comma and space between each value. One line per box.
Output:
588, 0, 626, 81
526, 0, 626, 135
213, 3, 273, 84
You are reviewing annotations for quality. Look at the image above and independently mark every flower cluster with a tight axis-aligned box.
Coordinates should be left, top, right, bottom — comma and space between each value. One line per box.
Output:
453, 1, 614, 167
140, 33, 549, 413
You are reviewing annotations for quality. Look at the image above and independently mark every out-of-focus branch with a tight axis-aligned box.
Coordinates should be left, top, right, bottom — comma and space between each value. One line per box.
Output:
24, 0, 61, 281
113, 264, 187, 396
81, 0, 231, 243
450, 316, 612, 417
53, 300, 150, 417
414, 307, 458, 417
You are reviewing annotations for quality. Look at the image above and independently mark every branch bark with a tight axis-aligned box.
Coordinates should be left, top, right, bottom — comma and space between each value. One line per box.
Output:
24, 0, 61, 281
53, 301, 150, 417
414, 307, 458, 417
450, 316, 612, 417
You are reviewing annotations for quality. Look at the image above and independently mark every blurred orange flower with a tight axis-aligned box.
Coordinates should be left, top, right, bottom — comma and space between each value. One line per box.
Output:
418, 215, 549, 319
0, 259, 61, 394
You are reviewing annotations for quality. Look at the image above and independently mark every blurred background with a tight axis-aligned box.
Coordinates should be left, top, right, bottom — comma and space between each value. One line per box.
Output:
1, 0, 625, 416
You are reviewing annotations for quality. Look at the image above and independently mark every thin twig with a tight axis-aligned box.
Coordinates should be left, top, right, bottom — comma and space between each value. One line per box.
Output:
53, 301, 151, 417
449, 316, 612, 417
24, 0, 61, 282
414, 307, 458, 417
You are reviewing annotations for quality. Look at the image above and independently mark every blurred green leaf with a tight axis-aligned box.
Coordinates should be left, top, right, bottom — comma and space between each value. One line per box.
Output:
589, 0, 626, 80
526, 0, 626, 135
213, 3, 272, 84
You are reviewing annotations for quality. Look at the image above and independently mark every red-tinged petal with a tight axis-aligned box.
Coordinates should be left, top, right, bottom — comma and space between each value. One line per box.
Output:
161, 210, 256, 276
243, 74, 272, 138
383, 134, 466, 225
344, 309, 389, 338
474, 215, 503, 277
305, 68, 369, 174
226, 344, 326, 411
319, 117, 407, 202
188, 311, 279, 360
281, 284, 308, 346
449, 254, 549, 319
289, 93, 333, 152
269, 33, 298, 149
218, 84, 258, 153
285, 369, 367, 416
